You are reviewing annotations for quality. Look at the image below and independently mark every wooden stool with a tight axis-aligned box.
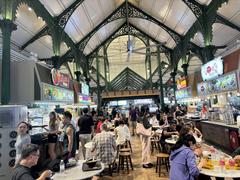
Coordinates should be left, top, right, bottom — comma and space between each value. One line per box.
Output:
119, 148, 131, 152
155, 153, 170, 177
151, 137, 161, 153
125, 140, 133, 153
118, 152, 133, 173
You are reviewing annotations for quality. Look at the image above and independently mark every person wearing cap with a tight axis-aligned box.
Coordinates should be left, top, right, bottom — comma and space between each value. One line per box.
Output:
160, 119, 179, 153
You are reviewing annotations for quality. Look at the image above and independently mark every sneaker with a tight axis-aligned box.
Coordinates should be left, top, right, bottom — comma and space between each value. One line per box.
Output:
147, 163, 153, 167
143, 164, 152, 168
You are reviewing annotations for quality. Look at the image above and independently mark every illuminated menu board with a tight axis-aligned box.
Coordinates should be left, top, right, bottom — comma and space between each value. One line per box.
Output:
177, 77, 187, 89
42, 83, 74, 102
176, 87, 192, 100
197, 72, 237, 96
78, 94, 91, 105
81, 83, 89, 96
201, 57, 223, 81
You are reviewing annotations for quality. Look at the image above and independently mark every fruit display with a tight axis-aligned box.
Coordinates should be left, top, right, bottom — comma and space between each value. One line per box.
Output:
203, 159, 214, 170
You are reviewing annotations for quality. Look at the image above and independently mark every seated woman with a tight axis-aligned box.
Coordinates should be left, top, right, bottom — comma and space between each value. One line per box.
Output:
113, 112, 122, 127
170, 134, 205, 180
149, 113, 159, 126
159, 113, 169, 128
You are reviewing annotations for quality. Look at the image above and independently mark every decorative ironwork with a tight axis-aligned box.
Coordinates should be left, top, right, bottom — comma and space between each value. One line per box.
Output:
58, 8, 74, 29
182, 0, 202, 18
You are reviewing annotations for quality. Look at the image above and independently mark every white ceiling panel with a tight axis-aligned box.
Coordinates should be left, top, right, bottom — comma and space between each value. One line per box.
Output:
129, 18, 174, 47
64, 5, 92, 42
39, 0, 75, 17
174, 9, 196, 35
84, 19, 125, 55
140, 0, 171, 23
26, 36, 53, 59
164, 0, 189, 32
60, 42, 70, 56
11, 26, 34, 47
195, 0, 212, 5
83, 0, 106, 25
212, 23, 240, 46
39, 0, 63, 16
218, 0, 240, 22
190, 32, 204, 47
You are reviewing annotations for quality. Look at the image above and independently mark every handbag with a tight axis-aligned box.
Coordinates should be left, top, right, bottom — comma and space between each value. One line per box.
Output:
136, 123, 151, 137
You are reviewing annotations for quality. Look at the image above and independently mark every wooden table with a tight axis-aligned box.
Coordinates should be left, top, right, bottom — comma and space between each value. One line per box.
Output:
52, 160, 104, 180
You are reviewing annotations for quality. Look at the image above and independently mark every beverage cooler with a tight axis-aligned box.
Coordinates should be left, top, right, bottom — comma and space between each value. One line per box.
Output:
0, 105, 27, 180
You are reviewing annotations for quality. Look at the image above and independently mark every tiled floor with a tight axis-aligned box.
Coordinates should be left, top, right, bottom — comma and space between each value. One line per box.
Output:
96, 135, 169, 180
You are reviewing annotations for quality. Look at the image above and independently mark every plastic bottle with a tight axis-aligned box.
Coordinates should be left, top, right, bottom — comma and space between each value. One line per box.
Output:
60, 160, 65, 174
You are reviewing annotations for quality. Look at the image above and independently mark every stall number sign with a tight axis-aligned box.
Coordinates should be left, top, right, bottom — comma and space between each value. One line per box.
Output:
201, 57, 223, 81
51, 68, 70, 88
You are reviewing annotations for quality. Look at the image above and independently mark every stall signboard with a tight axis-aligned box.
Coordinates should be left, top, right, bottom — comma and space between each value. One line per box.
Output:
51, 68, 70, 88
201, 57, 223, 81
177, 76, 187, 89
81, 82, 89, 96
176, 87, 192, 100
42, 83, 74, 102
78, 94, 91, 105
197, 72, 237, 96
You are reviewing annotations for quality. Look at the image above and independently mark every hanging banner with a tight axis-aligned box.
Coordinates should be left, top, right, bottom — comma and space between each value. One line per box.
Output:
51, 68, 70, 88
81, 82, 89, 96
201, 57, 223, 81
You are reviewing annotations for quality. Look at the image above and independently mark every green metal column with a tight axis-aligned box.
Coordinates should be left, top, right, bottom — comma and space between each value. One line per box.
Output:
103, 45, 108, 91
0, 19, 17, 104
96, 51, 101, 114
147, 39, 152, 89
170, 70, 177, 105
181, 63, 189, 77
157, 46, 165, 111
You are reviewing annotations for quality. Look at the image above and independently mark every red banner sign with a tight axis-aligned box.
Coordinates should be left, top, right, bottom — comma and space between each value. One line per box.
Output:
51, 68, 70, 88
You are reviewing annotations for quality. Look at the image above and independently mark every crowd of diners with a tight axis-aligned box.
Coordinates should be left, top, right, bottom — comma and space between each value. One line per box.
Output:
10, 104, 240, 180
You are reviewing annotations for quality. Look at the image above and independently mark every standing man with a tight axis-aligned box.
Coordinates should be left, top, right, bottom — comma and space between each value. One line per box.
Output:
129, 106, 138, 136
78, 108, 94, 159
62, 111, 76, 159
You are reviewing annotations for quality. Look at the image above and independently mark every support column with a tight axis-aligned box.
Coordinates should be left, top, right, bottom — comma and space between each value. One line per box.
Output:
103, 45, 108, 91
51, 55, 60, 69
147, 39, 152, 89
170, 70, 177, 105
74, 71, 81, 82
96, 51, 101, 114
0, 19, 17, 104
157, 46, 165, 111
181, 63, 189, 77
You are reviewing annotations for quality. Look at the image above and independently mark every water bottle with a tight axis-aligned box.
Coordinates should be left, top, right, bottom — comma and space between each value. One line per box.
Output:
59, 160, 65, 174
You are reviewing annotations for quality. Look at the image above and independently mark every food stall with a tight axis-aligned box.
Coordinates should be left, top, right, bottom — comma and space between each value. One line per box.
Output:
196, 55, 240, 153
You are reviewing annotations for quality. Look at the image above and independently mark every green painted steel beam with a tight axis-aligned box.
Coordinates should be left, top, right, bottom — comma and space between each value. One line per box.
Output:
215, 14, 240, 32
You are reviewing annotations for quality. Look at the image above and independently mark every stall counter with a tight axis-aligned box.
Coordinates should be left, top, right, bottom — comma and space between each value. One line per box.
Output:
201, 121, 239, 154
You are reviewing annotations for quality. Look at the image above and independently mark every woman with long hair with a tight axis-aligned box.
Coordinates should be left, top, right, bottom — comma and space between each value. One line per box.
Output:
138, 105, 152, 168
170, 134, 205, 180
15, 121, 31, 164
47, 111, 59, 160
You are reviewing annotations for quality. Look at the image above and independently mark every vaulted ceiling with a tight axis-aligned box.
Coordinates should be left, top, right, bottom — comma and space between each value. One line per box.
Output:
1, 0, 240, 91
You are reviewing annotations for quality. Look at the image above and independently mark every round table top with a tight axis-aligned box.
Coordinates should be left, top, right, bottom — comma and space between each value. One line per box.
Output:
165, 138, 177, 145
52, 160, 104, 180
85, 142, 93, 149
200, 168, 240, 178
